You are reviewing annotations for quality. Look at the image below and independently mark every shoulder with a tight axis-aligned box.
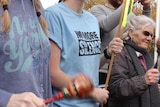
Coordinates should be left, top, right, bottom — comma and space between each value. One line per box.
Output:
45, 4, 60, 15
45, 2, 68, 15
45, 3, 66, 20
90, 4, 106, 12
91, 5, 105, 10
85, 12, 99, 27
83, 10, 97, 21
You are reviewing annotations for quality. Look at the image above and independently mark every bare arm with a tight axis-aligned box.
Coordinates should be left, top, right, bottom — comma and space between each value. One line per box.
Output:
49, 41, 72, 89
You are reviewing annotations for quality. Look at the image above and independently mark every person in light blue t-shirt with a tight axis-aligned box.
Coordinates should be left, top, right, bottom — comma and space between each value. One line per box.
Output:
45, 0, 124, 107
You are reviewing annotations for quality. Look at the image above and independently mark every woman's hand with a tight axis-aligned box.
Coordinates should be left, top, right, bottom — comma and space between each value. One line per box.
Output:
89, 88, 109, 104
7, 92, 46, 107
107, 38, 124, 56
144, 68, 159, 85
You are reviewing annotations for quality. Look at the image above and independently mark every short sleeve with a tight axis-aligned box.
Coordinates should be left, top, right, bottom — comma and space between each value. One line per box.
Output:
45, 7, 63, 49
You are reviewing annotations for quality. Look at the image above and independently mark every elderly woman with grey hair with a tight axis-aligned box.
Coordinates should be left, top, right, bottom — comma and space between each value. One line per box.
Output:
107, 14, 160, 107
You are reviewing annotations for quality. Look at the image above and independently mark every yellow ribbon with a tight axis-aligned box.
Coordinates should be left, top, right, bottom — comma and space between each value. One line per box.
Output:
122, 0, 134, 27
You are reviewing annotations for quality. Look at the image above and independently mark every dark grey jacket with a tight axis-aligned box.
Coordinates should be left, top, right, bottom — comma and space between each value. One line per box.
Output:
108, 41, 160, 107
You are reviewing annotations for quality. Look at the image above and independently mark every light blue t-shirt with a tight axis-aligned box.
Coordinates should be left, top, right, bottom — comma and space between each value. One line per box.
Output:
45, 2, 101, 107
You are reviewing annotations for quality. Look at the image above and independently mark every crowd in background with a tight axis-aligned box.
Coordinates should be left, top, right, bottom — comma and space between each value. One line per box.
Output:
0, 0, 159, 107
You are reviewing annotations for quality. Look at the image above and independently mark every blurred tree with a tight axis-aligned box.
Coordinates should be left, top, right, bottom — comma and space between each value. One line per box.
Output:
151, 0, 157, 22
84, 0, 157, 19
84, 0, 105, 11
148, 0, 157, 58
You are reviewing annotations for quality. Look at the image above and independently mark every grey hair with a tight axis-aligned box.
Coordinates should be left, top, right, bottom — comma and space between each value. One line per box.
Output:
120, 14, 155, 40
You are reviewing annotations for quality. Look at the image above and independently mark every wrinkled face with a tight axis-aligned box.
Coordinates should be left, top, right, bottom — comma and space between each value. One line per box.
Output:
129, 25, 154, 49
108, 0, 123, 8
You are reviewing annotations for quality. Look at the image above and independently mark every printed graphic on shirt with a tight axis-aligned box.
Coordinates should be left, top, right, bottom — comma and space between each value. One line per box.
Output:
75, 31, 101, 56
0, 16, 50, 73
